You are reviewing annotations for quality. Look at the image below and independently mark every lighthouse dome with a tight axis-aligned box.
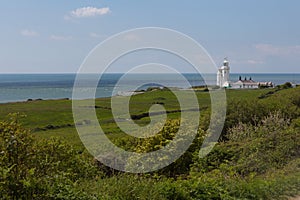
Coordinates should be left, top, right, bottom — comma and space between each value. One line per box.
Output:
221, 58, 229, 69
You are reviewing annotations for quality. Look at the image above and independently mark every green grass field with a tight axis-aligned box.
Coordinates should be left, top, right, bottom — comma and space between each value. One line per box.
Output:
0, 88, 265, 148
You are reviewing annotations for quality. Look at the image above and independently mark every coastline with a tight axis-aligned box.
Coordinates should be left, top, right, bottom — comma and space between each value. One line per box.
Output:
0, 73, 300, 104
1, 83, 299, 105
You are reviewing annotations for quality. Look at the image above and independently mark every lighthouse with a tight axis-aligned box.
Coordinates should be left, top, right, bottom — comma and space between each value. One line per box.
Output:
217, 58, 230, 87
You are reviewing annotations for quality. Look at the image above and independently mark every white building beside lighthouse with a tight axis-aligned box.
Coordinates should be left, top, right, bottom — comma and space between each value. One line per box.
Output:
217, 58, 230, 87
216, 58, 273, 89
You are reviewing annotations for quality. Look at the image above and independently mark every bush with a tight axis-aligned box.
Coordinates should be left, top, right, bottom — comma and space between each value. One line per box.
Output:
192, 112, 300, 178
125, 119, 205, 177
0, 113, 38, 199
0, 114, 98, 199
224, 99, 268, 136
282, 82, 292, 89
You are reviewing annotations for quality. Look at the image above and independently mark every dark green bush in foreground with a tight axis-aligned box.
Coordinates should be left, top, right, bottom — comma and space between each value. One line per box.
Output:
0, 114, 97, 199
1, 112, 300, 199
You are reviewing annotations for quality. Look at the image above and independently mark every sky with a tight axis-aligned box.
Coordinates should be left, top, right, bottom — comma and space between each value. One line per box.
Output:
0, 0, 300, 73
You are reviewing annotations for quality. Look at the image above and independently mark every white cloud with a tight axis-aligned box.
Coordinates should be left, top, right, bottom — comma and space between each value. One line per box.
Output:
20, 29, 39, 37
220, 59, 263, 66
66, 7, 110, 19
254, 43, 300, 56
50, 35, 72, 41
246, 59, 264, 64
89, 32, 106, 38
123, 34, 140, 41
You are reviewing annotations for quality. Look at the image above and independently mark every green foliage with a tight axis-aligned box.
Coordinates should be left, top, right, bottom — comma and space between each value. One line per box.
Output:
0, 113, 38, 199
291, 92, 300, 107
282, 82, 293, 89
0, 87, 300, 199
124, 119, 205, 177
192, 112, 300, 179
76, 175, 191, 200
224, 87, 300, 140
224, 98, 269, 140
0, 114, 98, 199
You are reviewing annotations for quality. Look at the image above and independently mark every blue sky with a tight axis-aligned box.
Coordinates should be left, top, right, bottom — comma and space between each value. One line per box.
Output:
1, 0, 300, 73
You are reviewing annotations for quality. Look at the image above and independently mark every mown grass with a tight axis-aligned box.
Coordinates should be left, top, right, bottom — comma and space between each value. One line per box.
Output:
0, 88, 211, 148
0, 88, 263, 137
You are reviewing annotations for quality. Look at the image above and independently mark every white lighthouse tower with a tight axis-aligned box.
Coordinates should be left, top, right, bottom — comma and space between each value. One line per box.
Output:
217, 58, 230, 87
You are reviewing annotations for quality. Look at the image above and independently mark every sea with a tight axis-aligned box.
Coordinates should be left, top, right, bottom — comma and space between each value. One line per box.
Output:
0, 73, 299, 103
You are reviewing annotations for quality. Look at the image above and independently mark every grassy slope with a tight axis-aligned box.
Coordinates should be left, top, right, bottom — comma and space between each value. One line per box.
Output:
0, 87, 299, 199
0, 88, 281, 149
0, 88, 266, 148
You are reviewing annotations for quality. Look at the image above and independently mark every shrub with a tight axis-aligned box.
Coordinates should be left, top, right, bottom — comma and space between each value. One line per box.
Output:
0, 114, 98, 199
0, 113, 38, 199
282, 82, 292, 89
192, 112, 300, 178
125, 119, 205, 177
